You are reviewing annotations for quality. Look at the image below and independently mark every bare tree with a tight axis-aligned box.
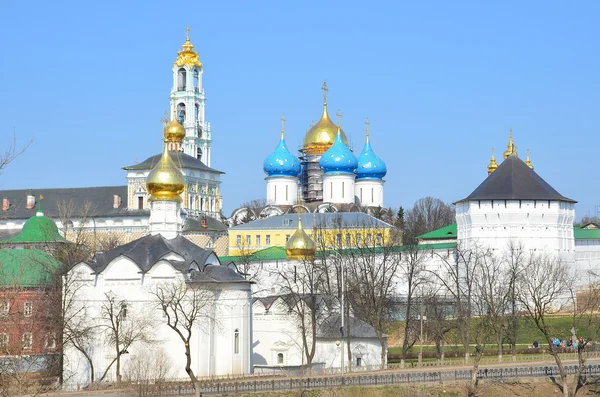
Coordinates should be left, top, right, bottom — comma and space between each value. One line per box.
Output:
124, 347, 173, 397
97, 293, 154, 384
503, 240, 527, 356
0, 133, 31, 178
517, 254, 578, 397
398, 244, 427, 365
150, 281, 214, 397
403, 197, 455, 244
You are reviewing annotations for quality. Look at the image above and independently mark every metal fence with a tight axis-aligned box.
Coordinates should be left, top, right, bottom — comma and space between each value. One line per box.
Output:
129, 362, 600, 395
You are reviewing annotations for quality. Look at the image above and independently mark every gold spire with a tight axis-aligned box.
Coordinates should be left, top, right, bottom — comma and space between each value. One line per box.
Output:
163, 113, 186, 143
286, 196, 316, 260
302, 82, 348, 155
503, 128, 518, 159
281, 114, 285, 139
174, 27, 202, 68
146, 142, 185, 202
487, 148, 498, 175
365, 117, 370, 142
526, 149, 534, 170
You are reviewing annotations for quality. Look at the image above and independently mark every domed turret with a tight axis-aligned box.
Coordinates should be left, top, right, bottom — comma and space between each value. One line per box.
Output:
356, 128, 387, 180
263, 121, 300, 178
302, 81, 348, 155
487, 148, 498, 175
286, 215, 316, 260
319, 127, 358, 175
503, 128, 518, 159
164, 118, 186, 143
146, 142, 185, 202
5, 199, 64, 243
526, 149, 534, 170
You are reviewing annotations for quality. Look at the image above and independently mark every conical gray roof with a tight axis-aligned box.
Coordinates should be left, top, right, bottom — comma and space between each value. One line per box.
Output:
456, 155, 576, 203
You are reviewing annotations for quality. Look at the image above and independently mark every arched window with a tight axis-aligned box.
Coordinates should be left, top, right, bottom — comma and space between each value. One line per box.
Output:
277, 353, 284, 364
194, 104, 200, 123
234, 329, 239, 354
177, 103, 186, 124
193, 69, 199, 91
178, 68, 186, 91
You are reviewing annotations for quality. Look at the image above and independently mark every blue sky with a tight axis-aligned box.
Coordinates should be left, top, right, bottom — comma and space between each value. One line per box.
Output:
0, 1, 598, 218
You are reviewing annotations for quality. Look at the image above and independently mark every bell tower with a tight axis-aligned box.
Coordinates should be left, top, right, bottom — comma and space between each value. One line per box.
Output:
170, 27, 212, 166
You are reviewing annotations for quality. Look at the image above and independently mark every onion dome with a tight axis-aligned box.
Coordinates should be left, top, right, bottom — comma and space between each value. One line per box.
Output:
526, 149, 534, 170
503, 128, 518, 159
174, 28, 202, 68
319, 127, 358, 175
286, 215, 316, 260
487, 148, 498, 175
302, 81, 348, 155
263, 117, 301, 178
164, 118, 186, 143
146, 142, 185, 202
356, 129, 387, 180
4, 200, 64, 243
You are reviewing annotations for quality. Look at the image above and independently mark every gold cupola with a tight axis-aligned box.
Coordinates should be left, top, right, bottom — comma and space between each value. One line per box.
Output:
487, 148, 498, 175
286, 214, 316, 260
164, 117, 186, 144
174, 27, 202, 68
503, 128, 518, 159
302, 81, 348, 155
146, 142, 185, 202
526, 149, 534, 170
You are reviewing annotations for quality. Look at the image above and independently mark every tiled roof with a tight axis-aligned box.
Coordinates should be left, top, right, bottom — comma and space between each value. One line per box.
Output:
0, 186, 131, 219
417, 224, 457, 240
123, 152, 224, 174
183, 216, 228, 233
230, 212, 394, 231
456, 155, 576, 203
0, 249, 59, 287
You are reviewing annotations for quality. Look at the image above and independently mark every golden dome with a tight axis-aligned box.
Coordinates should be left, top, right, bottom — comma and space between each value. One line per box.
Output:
303, 103, 348, 155
164, 118, 186, 143
487, 148, 498, 175
146, 143, 185, 202
174, 29, 202, 69
503, 128, 518, 159
286, 215, 316, 260
526, 149, 534, 170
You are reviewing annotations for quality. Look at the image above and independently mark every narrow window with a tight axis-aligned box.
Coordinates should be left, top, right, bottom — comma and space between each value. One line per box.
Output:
317, 234, 323, 244
193, 69, 199, 91
120, 303, 128, 320
45, 333, 56, 349
277, 352, 284, 364
356, 357, 362, 366
346, 234, 351, 246
138, 196, 144, 209
178, 68, 187, 90
246, 235, 251, 245
24, 302, 32, 317
22, 333, 32, 350
366, 234, 372, 245
256, 235, 261, 245
342, 182, 345, 198
236, 235, 242, 245
0, 302, 9, 316
336, 234, 342, 245
376, 233, 382, 245
0, 333, 7, 349
177, 103, 186, 124
356, 234, 362, 244
266, 235, 271, 245
286, 235, 291, 242
234, 329, 240, 354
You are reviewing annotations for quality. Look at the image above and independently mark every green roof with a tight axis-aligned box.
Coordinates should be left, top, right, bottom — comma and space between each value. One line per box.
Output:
574, 227, 600, 240
3, 212, 65, 244
417, 224, 457, 240
221, 243, 456, 264
0, 249, 60, 287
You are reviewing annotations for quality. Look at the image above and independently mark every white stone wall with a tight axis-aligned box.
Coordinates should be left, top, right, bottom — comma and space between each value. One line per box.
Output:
322, 174, 356, 205
149, 200, 182, 239
63, 257, 252, 389
266, 177, 299, 206
354, 180, 384, 208
456, 199, 576, 253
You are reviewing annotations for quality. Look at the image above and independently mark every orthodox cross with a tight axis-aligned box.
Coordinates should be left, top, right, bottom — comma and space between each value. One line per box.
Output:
336, 109, 342, 127
186, 26, 191, 40
365, 118, 370, 137
321, 80, 328, 103
281, 114, 286, 138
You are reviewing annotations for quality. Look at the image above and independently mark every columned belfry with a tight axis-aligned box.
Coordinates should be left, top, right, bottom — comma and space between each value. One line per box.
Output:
171, 27, 212, 166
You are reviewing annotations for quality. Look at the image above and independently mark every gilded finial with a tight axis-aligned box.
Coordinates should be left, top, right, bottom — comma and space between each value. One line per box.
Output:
526, 149, 534, 170
336, 109, 342, 128
503, 128, 518, 159
488, 148, 498, 175
185, 26, 190, 41
321, 80, 328, 105
161, 110, 169, 127
280, 114, 286, 139
365, 118, 370, 141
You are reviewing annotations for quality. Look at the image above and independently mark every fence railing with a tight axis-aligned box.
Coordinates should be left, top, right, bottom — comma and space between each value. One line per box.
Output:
121, 361, 600, 396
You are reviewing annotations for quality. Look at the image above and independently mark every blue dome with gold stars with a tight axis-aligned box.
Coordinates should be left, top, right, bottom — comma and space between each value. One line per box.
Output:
319, 128, 358, 175
263, 133, 301, 178
356, 135, 387, 180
